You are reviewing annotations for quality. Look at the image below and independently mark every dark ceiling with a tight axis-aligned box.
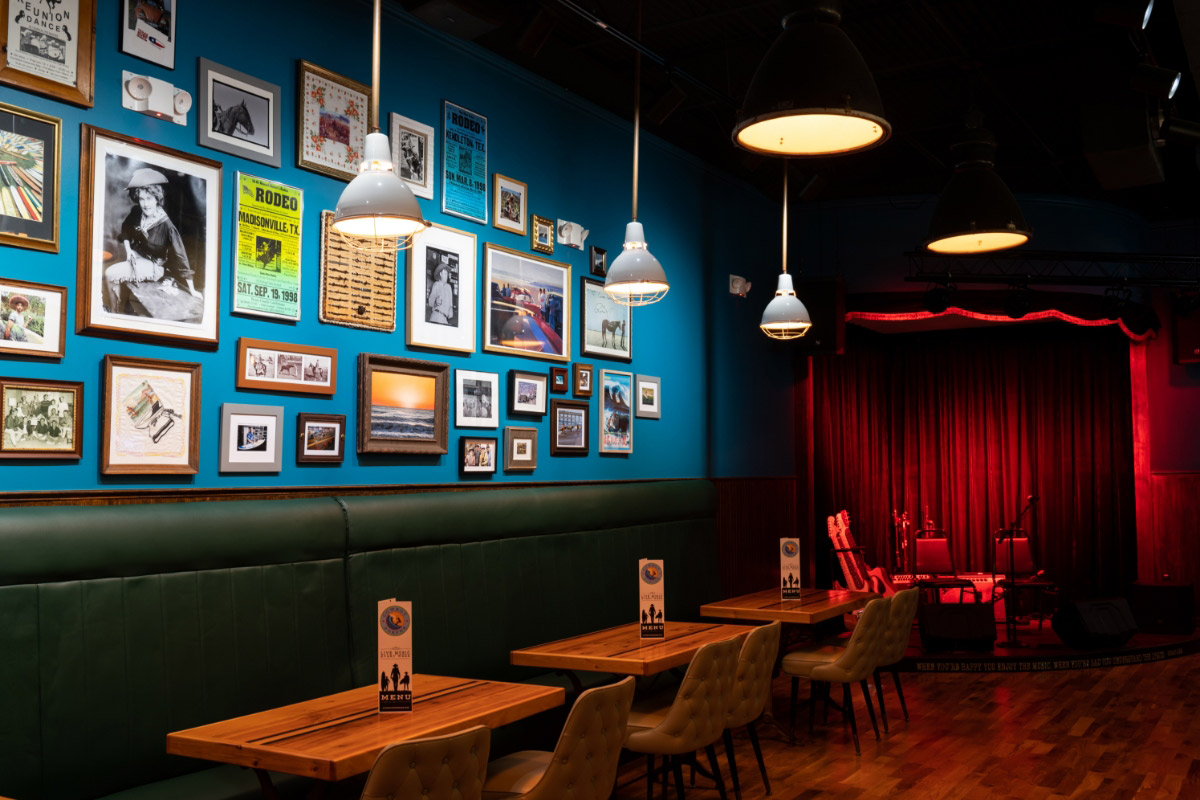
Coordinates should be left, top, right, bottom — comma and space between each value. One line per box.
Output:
397, 0, 1200, 221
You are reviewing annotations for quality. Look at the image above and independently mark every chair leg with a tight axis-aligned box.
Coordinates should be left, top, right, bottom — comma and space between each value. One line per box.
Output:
646, 754, 655, 800
891, 669, 909, 721
842, 682, 861, 755
663, 753, 670, 798
705, 744, 728, 800
873, 669, 889, 733
746, 720, 771, 795
822, 681, 831, 725
859, 680, 881, 740
808, 681, 818, 734
722, 728, 742, 800
789, 676, 799, 733
672, 755, 687, 800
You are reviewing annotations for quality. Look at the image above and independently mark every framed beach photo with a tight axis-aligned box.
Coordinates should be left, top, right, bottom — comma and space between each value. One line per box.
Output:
503, 426, 537, 472
460, 435, 497, 475
549, 398, 588, 456
219, 403, 283, 473
297, 60, 369, 181
455, 369, 498, 429
636, 374, 661, 419
442, 100, 487, 224
0, 102, 60, 253
492, 174, 527, 236
599, 369, 633, 454
508, 369, 547, 416
407, 222, 476, 354
358, 353, 448, 455
0, 377, 81, 460
297, 412, 346, 464
550, 366, 568, 393
390, 112, 434, 200
0, 278, 67, 359
573, 363, 593, 398
198, 59, 281, 168
530, 214, 554, 254
236, 337, 336, 396
0, 0, 96, 108
78, 125, 221, 348
102, 354, 201, 475
483, 243, 570, 362
589, 245, 607, 277
120, 0, 175, 69
580, 278, 632, 361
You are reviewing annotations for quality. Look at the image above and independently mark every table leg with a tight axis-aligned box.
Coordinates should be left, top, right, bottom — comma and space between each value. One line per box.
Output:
253, 769, 280, 800
556, 669, 584, 695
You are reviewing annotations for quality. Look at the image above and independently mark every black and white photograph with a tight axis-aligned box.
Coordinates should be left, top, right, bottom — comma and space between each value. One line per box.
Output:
236, 338, 337, 396
407, 223, 477, 354
455, 369, 499, 428
508, 369, 547, 416
121, 0, 176, 69
589, 245, 607, 277
0, 379, 82, 459
573, 362, 593, 398
424, 245, 459, 327
220, 403, 283, 473
1, 0, 96, 108
198, 59, 281, 167
390, 112, 434, 200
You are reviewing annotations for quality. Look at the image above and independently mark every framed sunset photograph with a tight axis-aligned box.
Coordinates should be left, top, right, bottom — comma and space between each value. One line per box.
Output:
357, 353, 448, 454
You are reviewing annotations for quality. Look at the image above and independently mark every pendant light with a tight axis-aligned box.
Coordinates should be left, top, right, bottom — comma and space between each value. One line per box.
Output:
331, 0, 428, 252
604, 0, 669, 307
761, 165, 812, 340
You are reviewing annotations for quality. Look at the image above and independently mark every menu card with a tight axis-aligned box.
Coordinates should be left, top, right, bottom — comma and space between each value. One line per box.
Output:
377, 599, 413, 713
780, 538, 802, 599
639, 558, 665, 639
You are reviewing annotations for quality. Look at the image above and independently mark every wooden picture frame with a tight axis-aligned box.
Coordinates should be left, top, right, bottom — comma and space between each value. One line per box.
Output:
236, 337, 336, 396
219, 403, 283, 473
599, 369, 633, 454
0, 278, 67, 359
0, 0, 96, 108
483, 243, 570, 362
0, 102, 61, 253
580, 277, 632, 361
358, 353, 448, 455
508, 369, 547, 416
198, 59, 282, 168
120, 0, 176, 69
503, 426, 538, 471
589, 245, 607, 277
573, 363, 593, 398
390, 112, 434, 200
550, 366, 568, 393
550, 398, 589, 456
407, 222, 476, 353
297, 60, 369, 181
492, 174, 527, 236
636, 374, 661, 419
0, 376, 82, 459
455, 369, 498, 429
297, 412, 346, 464
460, 435, 497, 474
102, 354, 201, 474
530, 214, 554, 254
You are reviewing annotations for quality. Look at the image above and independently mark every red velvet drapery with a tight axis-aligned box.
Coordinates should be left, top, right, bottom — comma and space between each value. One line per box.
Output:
811, 322, 1136, 600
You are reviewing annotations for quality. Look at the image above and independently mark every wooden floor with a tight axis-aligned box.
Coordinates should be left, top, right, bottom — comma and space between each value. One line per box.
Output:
610, 652, 1200, 800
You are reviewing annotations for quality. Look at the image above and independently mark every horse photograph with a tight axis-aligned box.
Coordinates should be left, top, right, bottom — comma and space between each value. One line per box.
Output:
210, 78, 270, 149
581, 278, 632, 361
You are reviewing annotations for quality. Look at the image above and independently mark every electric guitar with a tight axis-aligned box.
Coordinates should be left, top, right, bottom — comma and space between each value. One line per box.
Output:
828, 510, 896, 596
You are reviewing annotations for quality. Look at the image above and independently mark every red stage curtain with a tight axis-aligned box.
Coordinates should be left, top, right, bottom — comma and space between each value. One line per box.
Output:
811, 322, 1136, 600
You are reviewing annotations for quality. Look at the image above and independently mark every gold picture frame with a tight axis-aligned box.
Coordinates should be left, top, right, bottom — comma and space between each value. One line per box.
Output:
0, 0, 96, 108
0, 102, 61, 253
493, 174, 527, 236
530, 214, 554, 254
296, 60, 370, 181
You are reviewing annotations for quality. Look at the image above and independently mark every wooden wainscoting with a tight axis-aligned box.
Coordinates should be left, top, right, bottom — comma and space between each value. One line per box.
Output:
1147, 473, 1200, 600
714, 477, 801, 598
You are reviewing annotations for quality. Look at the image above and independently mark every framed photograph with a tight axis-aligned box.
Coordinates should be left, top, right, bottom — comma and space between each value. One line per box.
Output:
460, 435, 497, 474
550, 366, 568, 393
0, 278, 67, 359
550, 398, 588, 456
0, 377, 81, 459
508, 369, 547, 416
407, 222, 476, 353
236, 337, 336, 396
102, 354, 201, 474
636, 374, 661, 419
0, 102, 60, 253
390, 112, 434, 200
483, 243, 570, 362
120, 0, 175, 69
530, 214, 554, 254
319, 210, 396, 332
455, 369, 498, 429
442, 101, 487, 224
599, 369, 633, 454
297, 60, 369, 181
492, 174, 527, 236
573, 363, 593, 398
0, 0, 96, 108
589, 246, 607, 277
580, 277, 632, 361
503, 426, 537, 472
358, 353, 448, 455
198, 59, 282, 168
297, 412, 346, 464
232, 173, 302, 320
78, 125, 222, 348
220, 403, 283, 473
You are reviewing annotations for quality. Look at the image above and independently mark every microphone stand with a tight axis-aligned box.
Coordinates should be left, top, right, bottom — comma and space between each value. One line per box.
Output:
998, 494, 1038, 648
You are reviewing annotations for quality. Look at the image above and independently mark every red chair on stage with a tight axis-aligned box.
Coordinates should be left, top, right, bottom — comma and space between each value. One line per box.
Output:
993, 531, 1056, 635
914, 530, 980, 603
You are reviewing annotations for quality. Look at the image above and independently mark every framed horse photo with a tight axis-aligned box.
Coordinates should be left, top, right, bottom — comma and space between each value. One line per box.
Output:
580, 278, 631, 362
197, 59, 282, 168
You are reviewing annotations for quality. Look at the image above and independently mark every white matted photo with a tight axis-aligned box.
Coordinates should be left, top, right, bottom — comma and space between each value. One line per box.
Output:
198, 59, 281, 167
580, 277, 631, 361
460, 435, 497, 474
407, 223, 476, 353
0, 278, 66, 359
455, 369, 498, 428
636, 374, 661, 419
390, 112, 434, 200
220, 403, 283, 472
492, 174, 527, 236
121, 0, 175, 69
508, 369, 547, 416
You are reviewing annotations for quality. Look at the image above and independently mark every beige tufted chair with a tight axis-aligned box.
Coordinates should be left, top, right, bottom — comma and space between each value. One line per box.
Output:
780, 596, 892, 755
624, 636, 741, 799
481, 676, 635, 800
872, 587, 919, 733
721, 622, 781, 800
360, 724, 491, 800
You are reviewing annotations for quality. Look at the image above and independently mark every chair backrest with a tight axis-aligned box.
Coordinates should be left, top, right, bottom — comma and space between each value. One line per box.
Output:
810, 596, 892, 684
637, 636, 741, 754
877, 587, 920, 667
915, 536, 956, 575
360, 725, 490, 800
726, 621, 782, 728
995, 537, 1036, 576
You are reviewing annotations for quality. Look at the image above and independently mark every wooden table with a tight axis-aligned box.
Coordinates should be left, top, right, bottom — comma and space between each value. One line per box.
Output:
700, 587, 877, 626
166, 674, 563, 794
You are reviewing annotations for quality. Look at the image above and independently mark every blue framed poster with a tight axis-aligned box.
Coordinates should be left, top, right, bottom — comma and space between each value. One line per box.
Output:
441, 101, 488, 225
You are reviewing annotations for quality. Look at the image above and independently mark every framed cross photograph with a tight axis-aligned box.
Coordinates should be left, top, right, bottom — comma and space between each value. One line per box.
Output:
455, 369, 498, 429
550, 398, 589, 456
483, 243, 570, 362
636, 374, 661, 419
0, 377, 82, 460
198, 59, 281, 168
573, 363, 593, 398
599, 369, 633, 454
492, 174, 527, 236
358, 353, 448, 455
102, 354, 201, 475
530, 214, 554, 254
407, 222, 476, 353
297, 412, 345, 464
0, 278, 67, 359
390, 112, 434, 200
508, 369, 547, 416
460, 435, 497, 475
589, 245, 607, 277
78, 125, 222, 348
580, 277, 632, 361
503, 426, 538, 472
236, 337, 336, 396
0, 0, 96, 108
297, 60, 369, 181
120, 0, 175, 69
219, 403, 283, 473
0, 101, 61, 253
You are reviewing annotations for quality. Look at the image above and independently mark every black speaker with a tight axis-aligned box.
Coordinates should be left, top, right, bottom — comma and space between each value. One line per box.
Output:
1129, 582, 1195, 635
1052, 598, 1138, 649
793, 277, 845, 355
918, 602, 996, 652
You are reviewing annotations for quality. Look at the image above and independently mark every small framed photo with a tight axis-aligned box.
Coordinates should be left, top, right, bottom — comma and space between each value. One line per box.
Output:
483, 243, 570, 362
503, 426, 537, 472
0, 377, 82, 459
550, 398, 589, 456
455, 369, 498, 429
492, 174, 527, 236
121, 0, 176, 69
589, 246, 607, 277
358, 353, 448, 455
573, 363, 593, 398
530, 214, 554, 254
0, 0, 96, 108
550, 366, 568, 393
407, 222, 476, 354
297, 412, 345, 464
460, 435, 497, 474
102, 354, 201, 475
236, 338, 336, 396
0, 278, 67, 359
220, 403, 283, 473
198, 59, 281, 168
297, 60, 369, 181
0, 102, 61, 253
581, 278, 632, 361
390, 112, 434, 200
508, 369, 547, 416
599, 369, 633, 454
636, 374, 661, 419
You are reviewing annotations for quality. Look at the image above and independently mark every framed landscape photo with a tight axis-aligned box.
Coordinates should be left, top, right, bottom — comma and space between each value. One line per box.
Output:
589, 245, 607, 277
483, 243, 570, 362
503, 426, 537, 472
236, 337, 336, 396
580, 278, 631, 361
0, 102, 60, 253
390, 112, 434, 200
358, 353, 448, 455
530, 214, 554, 254
599, 369, 633, 454
573, 363, 593, 398
460, 435, 497, 474
0, 278, 67, 359
78, 125, 222, 348
219, 403, 283, 473
508, 369, 547, 416
455, 369, 498, 429
550, 398, 588, 456
102, 354, 201, 474
297, 60, 369, 181
492, 174, 527, 236
198, 59, 281, 168
407, 222, 476, 354
0, 0, 96, 107
550, 366, 568, 393
442, 100, 487, 224
0, 377, 81, 459
120, 0, 175, 69
297, 412, 346, 464
636, 374, 661, 419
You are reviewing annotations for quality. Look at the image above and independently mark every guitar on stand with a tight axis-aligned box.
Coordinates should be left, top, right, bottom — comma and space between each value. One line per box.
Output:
827, 510, 896, 596
891, 509, 912, 575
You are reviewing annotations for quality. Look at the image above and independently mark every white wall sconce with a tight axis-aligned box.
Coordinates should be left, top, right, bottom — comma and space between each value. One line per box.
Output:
730, 275, 752, 297
122, 71, 192, 125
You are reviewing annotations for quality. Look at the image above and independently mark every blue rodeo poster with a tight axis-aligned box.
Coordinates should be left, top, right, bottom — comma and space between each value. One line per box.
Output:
442, 101, 487, 225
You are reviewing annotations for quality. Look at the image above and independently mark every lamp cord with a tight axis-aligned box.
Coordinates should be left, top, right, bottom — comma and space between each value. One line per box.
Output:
632, 0, 641, 222
370, 0, 381, 133
781, 166, 788, 274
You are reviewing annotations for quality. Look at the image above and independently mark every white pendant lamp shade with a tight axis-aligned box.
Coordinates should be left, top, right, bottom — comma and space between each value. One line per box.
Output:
761, 272, 812, 340
332, 131, 427, 240
604, 223, 670, 307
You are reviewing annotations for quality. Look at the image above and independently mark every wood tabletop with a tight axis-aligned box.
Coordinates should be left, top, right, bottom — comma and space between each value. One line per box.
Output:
510, 621, 752, 676
699, 587, 878, 624
165, 675, 564, 782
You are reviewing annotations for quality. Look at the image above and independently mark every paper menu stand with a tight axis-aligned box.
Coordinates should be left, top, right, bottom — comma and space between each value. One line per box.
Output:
780, 538, 802, 599
639, 558, 665, 639
378, 599, 413, 713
